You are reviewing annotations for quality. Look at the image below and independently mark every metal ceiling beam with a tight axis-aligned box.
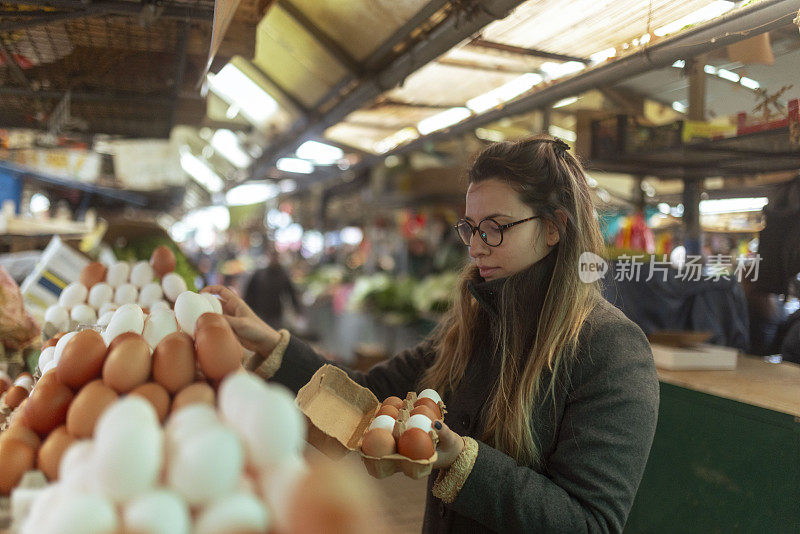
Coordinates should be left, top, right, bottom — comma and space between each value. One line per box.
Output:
168, 20, 191, 131
251, 0, 528, 179
0, 86, 176, 105
384, 0, 800, 159
468, 38, 591, 64
276, 0, 361, 75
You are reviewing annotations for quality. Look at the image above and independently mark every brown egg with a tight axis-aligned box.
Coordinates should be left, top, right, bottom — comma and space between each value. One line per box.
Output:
79, 262, 107, 289
0, 380, 8, 396
66, 380, 118, 439
130, 382, 170, 423
106, 331, 144, 353
152, 332, 196, 394
10, 398, 30, 427
376, 404, 399, 419
23, 381, 74, 437
102, 335, 152, 393
14, 372, 34, 392
413, 397, 442, 419
397, 428, 435, 460
57, 329, 107, 390
37, 426, 75, 481
381, 396, 403, 410
4, 386, 29, 410
42, 333, 65, 350
195, 312, 230, 332
195, 323, 243, 381
150, 246, 176, 278
361, 428, 396, 457
172, 382, 215, 413
410, 405, 437, 422
35, 370, 63, 390
0, 438, 36, 494
0, 423, 41, 450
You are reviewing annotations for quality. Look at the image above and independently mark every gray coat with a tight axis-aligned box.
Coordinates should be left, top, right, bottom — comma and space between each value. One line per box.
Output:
271, 293, 659, 533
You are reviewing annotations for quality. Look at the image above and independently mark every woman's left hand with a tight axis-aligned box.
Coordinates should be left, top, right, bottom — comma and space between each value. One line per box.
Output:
432, 421, 465, 469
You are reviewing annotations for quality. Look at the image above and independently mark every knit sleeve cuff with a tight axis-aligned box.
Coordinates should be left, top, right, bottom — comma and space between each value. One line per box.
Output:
431, 436, 479, 504
243, 329, 290, 380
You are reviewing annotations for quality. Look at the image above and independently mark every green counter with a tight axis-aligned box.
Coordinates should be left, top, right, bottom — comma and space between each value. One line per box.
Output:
626, 357, 800, 533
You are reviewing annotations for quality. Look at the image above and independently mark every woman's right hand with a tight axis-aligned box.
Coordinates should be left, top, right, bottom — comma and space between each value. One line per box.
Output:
201, 285, 283, 356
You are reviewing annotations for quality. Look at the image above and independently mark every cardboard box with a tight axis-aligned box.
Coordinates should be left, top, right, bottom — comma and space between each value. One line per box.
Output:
296, 364, 441, 479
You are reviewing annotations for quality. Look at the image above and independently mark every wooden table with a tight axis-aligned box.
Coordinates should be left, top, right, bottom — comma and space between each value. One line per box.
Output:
626, 355, 800, 533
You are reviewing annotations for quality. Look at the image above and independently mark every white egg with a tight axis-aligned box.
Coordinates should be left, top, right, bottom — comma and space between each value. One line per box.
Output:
38, 346, 56, 372
44, 305, 69, 331
103, 303, 145, 344
58, 282, 88, 309
238, 384, 306, 468
13, 373, 34, 391
418, 389, 442, 405
194, 492, 270, 534
173, 291, 213, 337
260, 455, 307, 530
405, 414, 433, 434
39, 359, 58, 377
130, 261, 155, 289
142, 309, 179, 349
161, 272, 187, 302
36, 491, 119, 534
87, 282, 113, 310
201, 293, 223, 315
149, 300, 170, 313
94, 398, 163, 502
165, 404, 220, 452
70, 304, 97, 325
106, 261, 131, 288
369, 415, 397, 433
167, 426, 243, 505
59, 440, 96, 488
19, 484, 71, 534
114, 283, 138, 305
52, 331, 78, 367
98, 302, 118, 317
138, 282, 164, 309
122, 490, 190, 534
218, 372, 265, 427
97, 311, 114, 327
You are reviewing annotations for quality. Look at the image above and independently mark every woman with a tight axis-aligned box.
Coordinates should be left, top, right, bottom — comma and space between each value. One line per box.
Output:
204, 135, 659, 533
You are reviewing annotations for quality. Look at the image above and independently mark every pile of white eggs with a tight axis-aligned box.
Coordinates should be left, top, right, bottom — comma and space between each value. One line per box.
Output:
14, 372, 308, 534
43, 260, 188, 333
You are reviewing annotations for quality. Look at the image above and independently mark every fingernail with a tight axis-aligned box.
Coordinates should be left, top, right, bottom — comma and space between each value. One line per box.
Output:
434, 421, 442, 430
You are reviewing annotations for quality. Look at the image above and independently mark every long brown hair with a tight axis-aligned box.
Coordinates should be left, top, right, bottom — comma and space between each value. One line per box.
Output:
421, 135, 605, 466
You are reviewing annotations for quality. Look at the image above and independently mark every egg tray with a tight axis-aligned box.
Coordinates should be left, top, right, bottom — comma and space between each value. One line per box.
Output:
296, 365, 446, 480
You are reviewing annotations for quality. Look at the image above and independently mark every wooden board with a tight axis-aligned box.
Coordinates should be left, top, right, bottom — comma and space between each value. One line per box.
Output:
658, 355, 800, 417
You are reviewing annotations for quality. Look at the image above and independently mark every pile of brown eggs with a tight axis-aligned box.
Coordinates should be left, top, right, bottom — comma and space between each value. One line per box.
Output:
360, 389, 444, 461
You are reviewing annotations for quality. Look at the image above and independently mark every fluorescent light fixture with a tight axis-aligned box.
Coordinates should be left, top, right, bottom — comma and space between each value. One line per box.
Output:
276, 158, 314, 174
466, 73, 543, 114
374, 127, 420, 154
740, 76, 760, 90
540, 61, 586, 79
640, 33, 651, 45
210, 129, 251, 169
654, 1, 735, 37
207, 63, 279, 128
180, 149, 224, 193
658, 203, 671, 214
225, 183, 278, 206
590, 48, 616, 64
548, 125, 577, 142
296, 140, 344, 165
672, 101, 687, 113
30, 193, 50, 213
703, 65, 718, 75
699, 197, 768, 215
717, 68, 740, 83
672, 59, 686, 68
552, 96, 579, 109
475, 128, 506, 143
417, 107, 472, 135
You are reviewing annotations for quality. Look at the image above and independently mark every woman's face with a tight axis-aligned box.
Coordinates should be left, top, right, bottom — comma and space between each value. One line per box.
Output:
464, 178, 557, 281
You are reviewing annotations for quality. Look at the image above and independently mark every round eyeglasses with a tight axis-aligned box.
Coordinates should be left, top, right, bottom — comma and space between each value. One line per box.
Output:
454, 216, 539, 247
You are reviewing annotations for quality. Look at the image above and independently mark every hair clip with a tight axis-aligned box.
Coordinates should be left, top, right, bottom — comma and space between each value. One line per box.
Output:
552, 138, 570, 155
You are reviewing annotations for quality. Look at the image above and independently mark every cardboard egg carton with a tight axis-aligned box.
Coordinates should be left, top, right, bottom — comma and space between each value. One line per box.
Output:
296, 364, 445, 479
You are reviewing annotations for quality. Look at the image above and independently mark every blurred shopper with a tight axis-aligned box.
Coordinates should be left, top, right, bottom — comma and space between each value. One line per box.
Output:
244, 247, 303, 330
206, 135, 658, 534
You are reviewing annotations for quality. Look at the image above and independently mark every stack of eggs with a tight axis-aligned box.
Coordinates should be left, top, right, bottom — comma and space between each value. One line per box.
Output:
361, 389, 444, 461
43, 246, 187, 332
13, 371, 309, 534
0, 291, 242, 499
